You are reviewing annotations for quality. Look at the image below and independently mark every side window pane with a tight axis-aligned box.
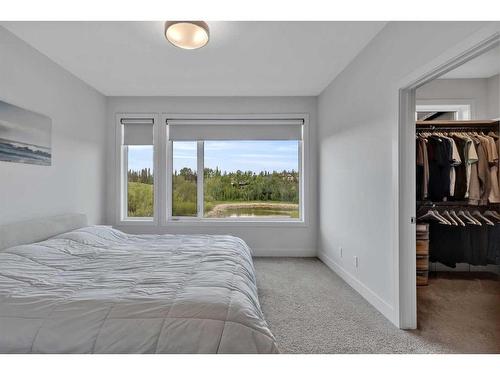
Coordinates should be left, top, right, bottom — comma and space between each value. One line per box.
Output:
203, 141, 299, 219
127, 145, 154, 218
172, 141, 197, 217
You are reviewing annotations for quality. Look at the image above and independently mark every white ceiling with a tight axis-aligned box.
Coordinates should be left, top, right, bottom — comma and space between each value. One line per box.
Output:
1, 21, 386, 96
440, 45, 500, 79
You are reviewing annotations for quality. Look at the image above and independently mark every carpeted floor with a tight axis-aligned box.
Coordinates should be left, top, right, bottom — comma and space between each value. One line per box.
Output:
416, 272, 500, 353
253, 257, 500, 354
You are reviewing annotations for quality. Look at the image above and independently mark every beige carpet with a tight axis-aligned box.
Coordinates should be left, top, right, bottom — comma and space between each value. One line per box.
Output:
253, 257, 500, 354
416, 272, 500, 353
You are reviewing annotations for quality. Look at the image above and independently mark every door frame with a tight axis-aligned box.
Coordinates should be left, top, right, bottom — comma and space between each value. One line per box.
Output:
397, 29, 499, 329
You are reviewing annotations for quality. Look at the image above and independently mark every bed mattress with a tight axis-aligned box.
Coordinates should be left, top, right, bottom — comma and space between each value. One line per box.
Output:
0, 226, 278, 353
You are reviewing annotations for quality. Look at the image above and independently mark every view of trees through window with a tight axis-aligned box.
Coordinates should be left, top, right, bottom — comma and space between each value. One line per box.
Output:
172, 142, 197, 217
126, 141, 301, 219
127, 145, 154, 218
172, 140, 300, 219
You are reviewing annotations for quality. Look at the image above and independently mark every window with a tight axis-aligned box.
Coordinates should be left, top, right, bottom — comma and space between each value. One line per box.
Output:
203, 141, 299, 219
172, 141, 197, 217
417, 111, 457, 121
117, 115, 306, 224
119, 117, 155, 221
167, 118, 303, 221
415, 103, 472, 121
126, 146, 154, 218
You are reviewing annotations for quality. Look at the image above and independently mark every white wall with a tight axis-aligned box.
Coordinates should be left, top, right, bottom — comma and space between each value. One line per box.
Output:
106, 96, 318, 257
0, 26, 107, 225
486, 74, 500, 119
416, 75, 500, 119
317, 22, 494, 325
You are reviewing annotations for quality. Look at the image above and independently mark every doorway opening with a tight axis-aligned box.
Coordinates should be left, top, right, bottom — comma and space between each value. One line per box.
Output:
398, 32, 499, 352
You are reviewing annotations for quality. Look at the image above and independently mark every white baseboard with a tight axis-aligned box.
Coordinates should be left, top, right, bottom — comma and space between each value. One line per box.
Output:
318, 250, 397, 326
253, 248, 317, 257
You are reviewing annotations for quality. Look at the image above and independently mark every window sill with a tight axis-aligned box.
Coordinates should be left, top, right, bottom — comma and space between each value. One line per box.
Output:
116, 219, 307, 228
117, 219, 156, 226
164, 219, 307, 228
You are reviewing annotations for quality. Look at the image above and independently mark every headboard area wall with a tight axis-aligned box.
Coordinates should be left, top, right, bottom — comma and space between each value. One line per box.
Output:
0, 27, 107, 227
0, 213, 88, 251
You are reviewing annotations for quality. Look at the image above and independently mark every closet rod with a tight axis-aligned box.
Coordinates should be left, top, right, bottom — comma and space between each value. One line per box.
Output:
416, 120, 499, 132
416, 126, 498, 132
417, 200, 500, 207
416, 120, 499, 126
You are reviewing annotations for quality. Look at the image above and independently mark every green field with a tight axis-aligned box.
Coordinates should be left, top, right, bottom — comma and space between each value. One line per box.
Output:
127, 182, 154, 217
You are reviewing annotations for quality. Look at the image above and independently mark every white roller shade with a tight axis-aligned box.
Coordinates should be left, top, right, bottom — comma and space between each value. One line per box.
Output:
167, 118, 303, 141
122, 118, 154, 145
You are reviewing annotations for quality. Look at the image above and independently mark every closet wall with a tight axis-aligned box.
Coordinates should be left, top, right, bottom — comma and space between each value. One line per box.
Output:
487, 75, 500, 119
416, 76, 500, 119
317, 21, 498, 326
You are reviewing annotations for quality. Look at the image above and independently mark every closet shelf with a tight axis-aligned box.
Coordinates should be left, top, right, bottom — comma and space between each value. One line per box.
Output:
417, 201, 500, 207
416, 119, 499, 127
417, 120, 500, 126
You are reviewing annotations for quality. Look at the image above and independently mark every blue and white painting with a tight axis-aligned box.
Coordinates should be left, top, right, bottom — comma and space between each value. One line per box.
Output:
0, 100, 51, 166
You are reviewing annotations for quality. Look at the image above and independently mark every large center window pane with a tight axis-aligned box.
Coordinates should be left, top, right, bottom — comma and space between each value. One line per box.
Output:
203, 140, 299, 219
172, 141, 197, 217
127, 145, 154, 218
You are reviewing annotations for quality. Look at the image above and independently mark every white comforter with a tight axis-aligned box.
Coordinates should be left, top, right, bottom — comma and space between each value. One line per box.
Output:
0, 226, 278, 353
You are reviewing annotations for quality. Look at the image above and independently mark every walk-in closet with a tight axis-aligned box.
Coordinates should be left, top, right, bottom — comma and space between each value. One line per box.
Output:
414, 45, 500, 353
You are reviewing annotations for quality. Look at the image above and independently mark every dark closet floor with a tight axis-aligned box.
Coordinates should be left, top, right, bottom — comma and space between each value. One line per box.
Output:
416, 272, 500, 353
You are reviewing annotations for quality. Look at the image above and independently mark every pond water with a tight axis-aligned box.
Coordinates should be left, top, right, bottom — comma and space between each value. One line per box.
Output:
211, 206, 299, 218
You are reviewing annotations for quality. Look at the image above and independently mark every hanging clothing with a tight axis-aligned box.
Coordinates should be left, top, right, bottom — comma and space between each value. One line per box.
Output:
417, 127, 499, 205
422, 138, 429, 199
473, 136, 491, 206
451, 135, 468, 199
497, 138, 500, 199
448, 136, 462, 197
488, 221, 500, 265
464, 136, 479, 198
434, 134, 461, 198
477, 136, 491, 206
417, 124, 500, 270
429, 221, 500, 267
429, 222, 466, 267
416, 138, 424, 200
485, 135, 500, 203
427, 136, 452, 201
416, 136, 430, 200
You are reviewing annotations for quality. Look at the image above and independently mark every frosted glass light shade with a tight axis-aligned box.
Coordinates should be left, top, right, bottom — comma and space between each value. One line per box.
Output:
165, 21, 209, 50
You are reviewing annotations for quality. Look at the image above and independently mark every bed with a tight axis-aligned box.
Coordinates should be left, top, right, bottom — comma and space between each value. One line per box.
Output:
0, 214, 278, 353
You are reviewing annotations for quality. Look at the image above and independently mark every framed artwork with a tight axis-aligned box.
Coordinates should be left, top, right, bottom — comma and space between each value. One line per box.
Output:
0, 100, 51, 166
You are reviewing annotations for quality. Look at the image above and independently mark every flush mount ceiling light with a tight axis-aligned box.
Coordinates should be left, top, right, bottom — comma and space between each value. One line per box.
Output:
164, 21, 209, 50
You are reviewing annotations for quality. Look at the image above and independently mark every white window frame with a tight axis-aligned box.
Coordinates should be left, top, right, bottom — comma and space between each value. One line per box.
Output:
115, 113, 159, 225
416, 100, 473, 120
164, 113, 308, 226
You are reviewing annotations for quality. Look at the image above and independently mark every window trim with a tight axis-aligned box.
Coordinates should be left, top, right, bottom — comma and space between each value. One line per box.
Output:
115, 112, 309, 227
416, 100, 473, 120
163, 113, 309, 226
115, 113, 159, 225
